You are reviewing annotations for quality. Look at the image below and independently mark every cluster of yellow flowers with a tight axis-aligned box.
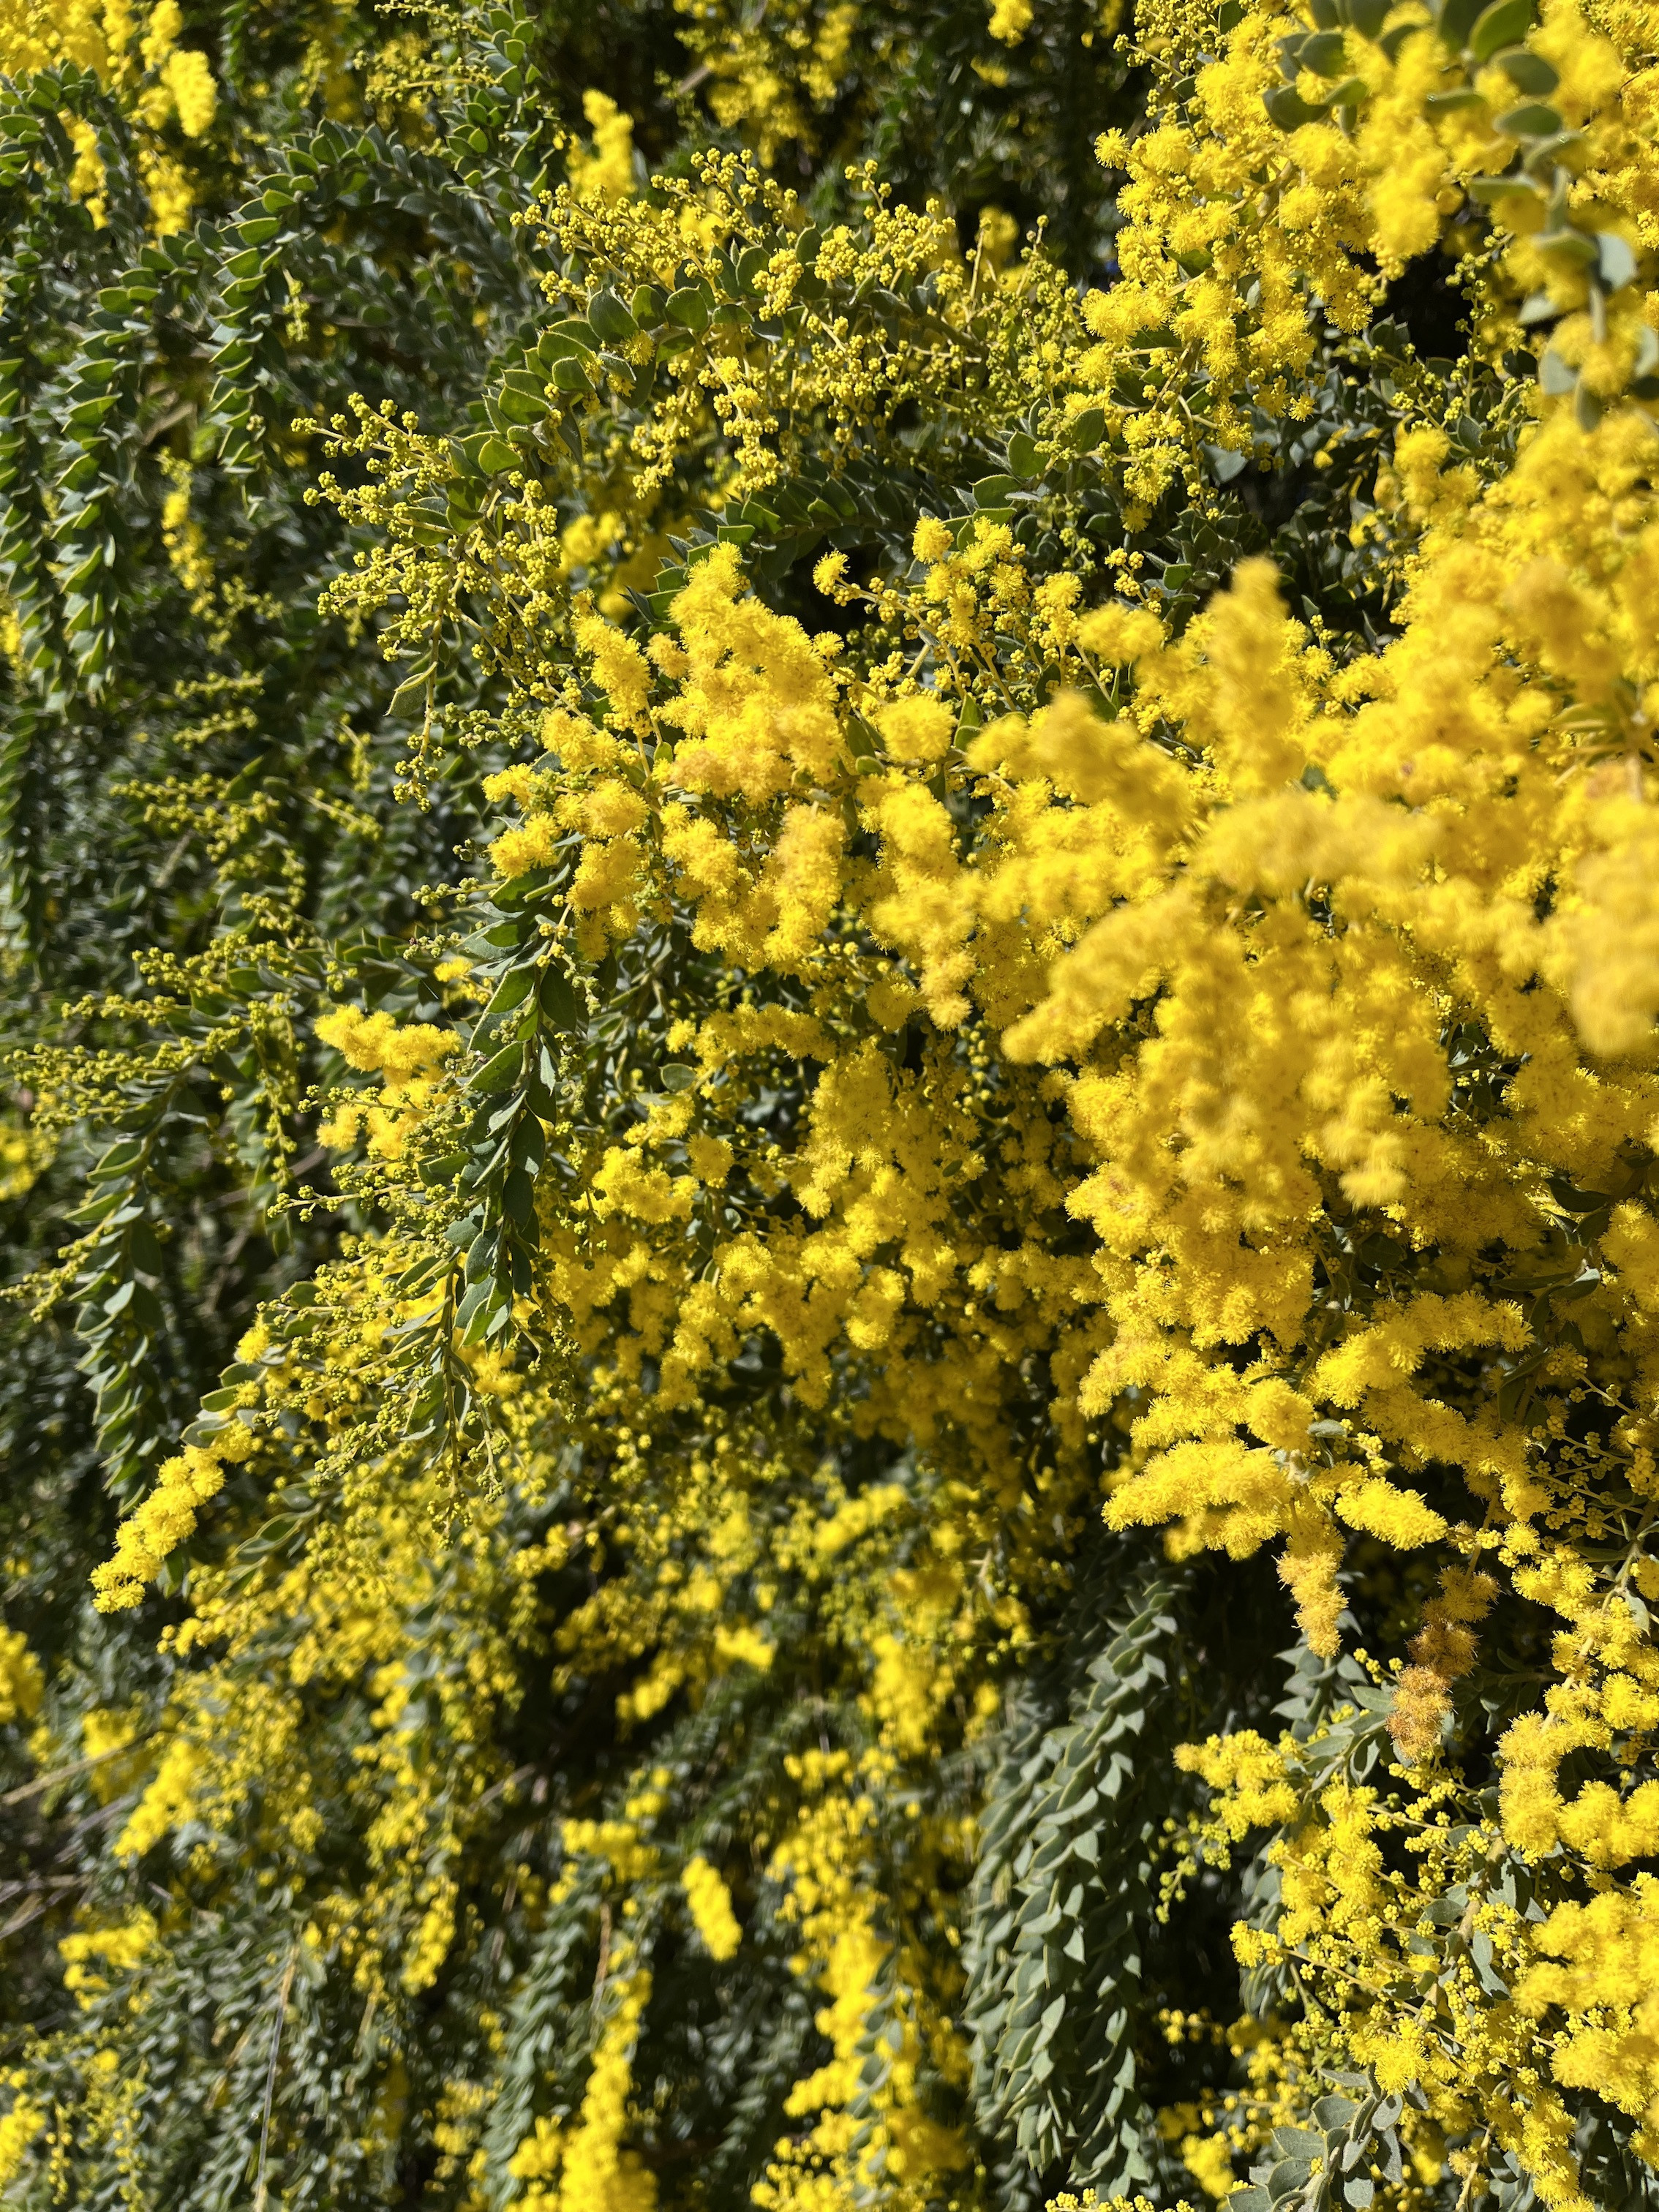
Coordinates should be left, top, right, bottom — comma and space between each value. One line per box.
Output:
1085, 0, 1649, 495
462, 7, 1659, 2172
0, 0, 217, 233
508, 1967, 659, 2212
668, 0, 867, 166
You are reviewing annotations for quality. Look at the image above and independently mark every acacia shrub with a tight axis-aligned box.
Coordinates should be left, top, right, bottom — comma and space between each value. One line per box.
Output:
3, 2, 1659, 2211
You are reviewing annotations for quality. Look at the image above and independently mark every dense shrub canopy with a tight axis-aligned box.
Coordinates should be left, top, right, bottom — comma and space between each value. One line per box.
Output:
4, 2, 1659, 2210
